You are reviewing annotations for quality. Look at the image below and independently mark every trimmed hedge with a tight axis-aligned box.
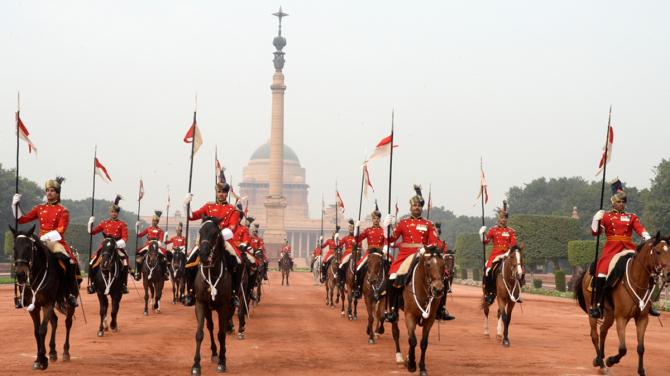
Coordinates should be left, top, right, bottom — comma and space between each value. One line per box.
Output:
508, 214, 583, 268
554, 270, 566, 292
455, 233, 491, 270
472, 268, 480, 282
533, 279, 543, 288
460, 268, 468, 280
567, 240, 596, 268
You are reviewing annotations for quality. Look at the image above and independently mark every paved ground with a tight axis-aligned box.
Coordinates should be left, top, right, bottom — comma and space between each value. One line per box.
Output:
1, 272, 669, 375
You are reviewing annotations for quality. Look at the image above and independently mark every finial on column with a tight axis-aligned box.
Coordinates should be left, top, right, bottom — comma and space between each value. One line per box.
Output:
272, 7, 288, 71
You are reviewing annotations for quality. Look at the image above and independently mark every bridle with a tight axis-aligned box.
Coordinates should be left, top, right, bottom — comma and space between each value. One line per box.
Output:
409, 249, 445, 319
366, 252, 386, 300
14, 234, 48, 311
500, 247, 524, 303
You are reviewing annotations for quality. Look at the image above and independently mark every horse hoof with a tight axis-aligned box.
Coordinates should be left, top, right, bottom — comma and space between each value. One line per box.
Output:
407, 362, 417, 373
49, 353, 57, 361
502, 339, 510, 347
593, 357, 604, 368
211, 356, 219, 363
216, 363, 226, 373
191, 367, 201, 375
143, 311, 148, 316
340, 311, 345, 317
62, 353, 70, 362
368, 338, 375, 344
420, 370, 428, 376
33, 361, 47, 370
97, 330, 104, 337
156, 308, 161, 314
238, 333, 245, 340
395, 352, 404, 364
606, 357, 618, 367
353, 315, 358, 320
111, 326, 119, 333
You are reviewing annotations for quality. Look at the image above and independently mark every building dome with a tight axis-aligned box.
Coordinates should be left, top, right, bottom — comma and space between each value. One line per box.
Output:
250, 142, 300, 163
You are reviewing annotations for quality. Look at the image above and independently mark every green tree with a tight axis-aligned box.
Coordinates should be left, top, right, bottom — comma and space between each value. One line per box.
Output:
3, 230, 13, 263
508, 214, 582, 270
454, 233, 491, 270
642, 159, 670, 234
567, 240, 596, 270
427, 206, 495, 248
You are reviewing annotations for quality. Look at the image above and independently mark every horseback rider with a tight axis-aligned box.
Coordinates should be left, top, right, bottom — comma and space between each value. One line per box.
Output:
479, 201, 517, 305
87, 195, 130, 294
434, 222, 455, 321
311, 242, 322, 272
352, 202, 387, 299
183, 172, 241, 307
166, 222, 186, 255
589, 179, 657, 318
383, 185, 438, 323
279, 239, 294, 271
320, 228, 340, 283
250, 223, 269, 280
337, 219, 357, 288
12, 177, 80, 308
135, 211, 170, 281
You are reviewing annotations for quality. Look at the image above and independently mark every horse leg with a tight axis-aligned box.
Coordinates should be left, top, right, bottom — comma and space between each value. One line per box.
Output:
392, 320, 404, 364
110, 293, 120, 332
353, 294, 358, 320
191, 302, 205, 375
592, 311, 613, 369
496, 308, 503, 339
97, 293, 108, 337
203, 308, 217, 362
606, 316, 630, 367
173, 275, 177, 304
365, 295, 375, 344
48, 313, 58, 361
143, 283, 149, 316
63, 306, 73, 361
406, 314, 418, 373
419, 319, 434, 376
483, 302, 490, 336
376, 297, 386, 335
347, 288, 353, 320
502, 302, 514, 347
635, 315, 649, 376
216, 308, 227, 372
154, 281, 163, 313
238, 293, 246, 340
33, 305, 53, 370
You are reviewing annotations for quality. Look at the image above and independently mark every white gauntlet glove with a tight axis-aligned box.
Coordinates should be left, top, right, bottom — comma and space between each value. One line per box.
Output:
591, 210, 605, 233
383, 214, 395, 228
164, 233, 169, 243
11, 193, 23, 219
40, 230, 62, 242
479, 226, 487, 242
135, 221, 141, 232
116, 239, 126, 249
87, 216, 95, 234
642, 232, 651, 241
221, 228, 233, 241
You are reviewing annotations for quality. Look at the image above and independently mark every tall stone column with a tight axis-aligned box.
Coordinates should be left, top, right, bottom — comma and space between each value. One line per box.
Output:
263, 8, 289, 259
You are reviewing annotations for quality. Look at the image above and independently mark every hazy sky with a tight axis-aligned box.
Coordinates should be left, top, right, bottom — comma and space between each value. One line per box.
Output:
1, 0, 668, 222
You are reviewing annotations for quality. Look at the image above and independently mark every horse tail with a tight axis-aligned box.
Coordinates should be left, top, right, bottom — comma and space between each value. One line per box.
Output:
573, 269, 588, 313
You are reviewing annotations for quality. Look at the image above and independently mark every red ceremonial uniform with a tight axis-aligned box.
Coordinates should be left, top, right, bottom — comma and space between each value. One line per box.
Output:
18, 202, 76, 261
281, 244, 292, 256
593, 211, 647, 276
138, 226, 167, 255
190, 202, 239, 232
322, 239, 338, 263
166, 235, 186, 249
250, 235, 268, 261
355, 226, 386, 268
312, 246, 322, 257
436, 239, 447, 254
483, 226, 517, 269
230, 225, 250, 258
388, 217, 438, 276
91, 218, 129, 255
340, 234, 356, 258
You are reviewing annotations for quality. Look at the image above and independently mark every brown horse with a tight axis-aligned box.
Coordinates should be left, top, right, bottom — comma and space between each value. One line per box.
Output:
93, 237, 124, 337
142, 241, 165, 316
325, 251, 341, 308
191, 217, 234, 375
574, 234, 670, 375
279, 252, 292, 286
171, 248, 187, 304
12, 226, 76, 370
482, 245, 525, 347
391, 248, 446, 376
343, 247, 362, 320
362, 250, 387, 344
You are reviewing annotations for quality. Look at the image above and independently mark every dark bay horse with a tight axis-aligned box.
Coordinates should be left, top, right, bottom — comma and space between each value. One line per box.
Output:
391, 248, 446, 376
363, 250, 387, 344
325, 249, 341, 308
279, 252, 291, 286
142, 241, 165, 315
12, 225, 76, 370
344, 247, 361, 320
191, 218, 234, 375
574, 234, 670, 375
171, 248, 187, 304
94, 237, 123, 337
482, 245, 525, 347
235, 255, 255, 340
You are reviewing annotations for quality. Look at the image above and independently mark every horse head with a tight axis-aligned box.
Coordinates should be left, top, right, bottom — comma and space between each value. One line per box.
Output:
10, 224, 37, 285
508, 244, 526, 285
198, 217, 223, 267
644, 232, 670, 284
100, 237, 117, 272
173, 247, 186, 275
420, 247, 446, 297
147, 240, 161, 268
443, 250, 455, 280
366, 250, 386, 298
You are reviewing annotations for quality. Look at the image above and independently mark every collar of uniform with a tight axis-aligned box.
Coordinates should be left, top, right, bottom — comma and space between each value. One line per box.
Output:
46, 200, 59, 206
497, 225, 508, 229
611, 209, 625, 214
410, 215, 423, 220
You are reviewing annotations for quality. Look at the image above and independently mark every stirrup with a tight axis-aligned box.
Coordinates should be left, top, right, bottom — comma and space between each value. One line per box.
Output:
485, 293, 495, 305
87, 285, 96, 294
122, 285, 129, 294
232, 295, 240, 307
384, 311, 398, 323
68, 295, 79, 308
184, 294, 195, 306
648, 306, 661, 317
589, 306, 603, 319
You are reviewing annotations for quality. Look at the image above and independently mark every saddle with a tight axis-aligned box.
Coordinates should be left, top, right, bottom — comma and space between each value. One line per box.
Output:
606, 253, 635, 289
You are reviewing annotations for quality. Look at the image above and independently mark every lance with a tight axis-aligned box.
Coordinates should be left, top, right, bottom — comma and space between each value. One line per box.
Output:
87, 146, 98, 288
13, 92, 20, 307
184, 110, 197, 258
165, 186, 170, 237
352, 161, 366, 290
135, 179, 142, 258
480, 158, 486, 269
427, 184, 432, 220
385, 110, 395, 314
591, 107, 612, 307
320, 194, 324, 249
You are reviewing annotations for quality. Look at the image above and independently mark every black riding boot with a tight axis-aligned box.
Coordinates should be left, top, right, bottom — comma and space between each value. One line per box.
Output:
353, 266, 365, 299
121, 267, 129, 294
87, 267, 98, 294
263, 262, 269, 280
184, 267, 197, 306
337, 267, 346, 289
66, 263, 79, 308
589, 277, 607, 319
320, 262, 328, 283
436, 292, 455, 320
134, 260, 142, 281
483, 272, 495, 305
231, 266, 241, 308
384, 280, 400, 323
